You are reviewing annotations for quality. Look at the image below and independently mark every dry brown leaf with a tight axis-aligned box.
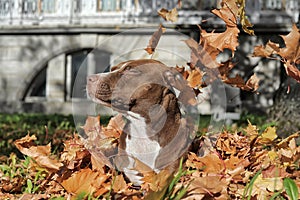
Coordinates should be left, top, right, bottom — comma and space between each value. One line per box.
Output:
259, 126, 277, 144
262, 165, 288, 178
212, 0, 237, 27
253, 24, 300, 82
81, 115, 102, 139
184, 37, 219, 69
218, 60, 235, 77
145, 25, 166, 55
61, 168, 109, 196
158, 8, 178, 22
236, 0, 254, 35
276, 132, 300, 149
251, 174, 283, 199
224, 74, 259, 91
187, 152, 224, 174
186, 68, 204, 88
208, 0, 240, 54
143, 169, 174, 200
103, 114, 124, 138
284, 61, 300, 83
80, 115, 120, 170
186, 176, 228, 199
14, 135, 63, 172
143, 169, 173, 192
60, 135, 89, 169
279, 24, 300, 64
245, 73, 260, 92
112, 174, 127, 193
200, 27, 240, 55
253, 41, 280, 58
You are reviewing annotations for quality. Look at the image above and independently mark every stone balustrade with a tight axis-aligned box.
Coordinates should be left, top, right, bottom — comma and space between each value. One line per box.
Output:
0, 0, 298, 26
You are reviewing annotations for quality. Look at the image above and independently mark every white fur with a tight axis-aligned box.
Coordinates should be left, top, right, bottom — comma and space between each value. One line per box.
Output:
125, 111, 161, 170
173, 88, 181, 98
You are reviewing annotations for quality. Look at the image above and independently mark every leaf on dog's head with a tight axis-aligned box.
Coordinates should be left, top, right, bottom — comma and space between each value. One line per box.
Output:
158, 8, 178, 22
145, 25, 166, 55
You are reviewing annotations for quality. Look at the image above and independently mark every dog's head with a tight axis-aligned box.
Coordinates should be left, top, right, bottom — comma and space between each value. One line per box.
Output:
86, 59, 182, 121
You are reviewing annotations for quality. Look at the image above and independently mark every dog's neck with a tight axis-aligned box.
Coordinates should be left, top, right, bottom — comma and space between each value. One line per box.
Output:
124, 95, 181, 146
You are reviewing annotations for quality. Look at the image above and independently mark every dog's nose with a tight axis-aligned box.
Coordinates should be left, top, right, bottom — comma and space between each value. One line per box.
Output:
87, 74, 98, 83
99, 82, 111, 92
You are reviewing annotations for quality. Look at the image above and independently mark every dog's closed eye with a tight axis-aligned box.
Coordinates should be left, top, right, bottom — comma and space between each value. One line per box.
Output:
122, 68, 142, 76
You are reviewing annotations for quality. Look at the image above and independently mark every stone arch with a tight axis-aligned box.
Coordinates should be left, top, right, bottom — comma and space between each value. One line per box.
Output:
17, 45, 112, 101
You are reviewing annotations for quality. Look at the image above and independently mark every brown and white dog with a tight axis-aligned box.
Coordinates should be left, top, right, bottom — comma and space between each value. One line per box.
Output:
86, 59, 194, 185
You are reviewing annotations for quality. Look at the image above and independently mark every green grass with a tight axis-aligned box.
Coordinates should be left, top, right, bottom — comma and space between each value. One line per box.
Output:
0, 112, 269, 158
0, 113, 76, 157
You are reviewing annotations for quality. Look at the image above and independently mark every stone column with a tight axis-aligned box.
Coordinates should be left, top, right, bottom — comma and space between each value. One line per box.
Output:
46, 54, 65, 101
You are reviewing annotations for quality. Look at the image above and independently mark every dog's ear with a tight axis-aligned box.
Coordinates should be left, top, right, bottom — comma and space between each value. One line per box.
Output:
111, 60, 131, 72
163, 68, 197, 106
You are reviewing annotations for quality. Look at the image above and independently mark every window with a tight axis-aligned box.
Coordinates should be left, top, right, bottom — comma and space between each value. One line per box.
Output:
0, 0, 11, 16
41, 0, 56, 13
68, 49, 111, 99
70, 50, 89, 98
25, 65, 47, 99
24, 49, 111, 102
22, 0, 38, 14
98, 0, 123, 11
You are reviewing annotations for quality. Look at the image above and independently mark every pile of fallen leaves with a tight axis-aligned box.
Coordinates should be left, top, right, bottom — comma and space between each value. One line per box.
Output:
1, 0, 300, 199
1, 116, 299, 199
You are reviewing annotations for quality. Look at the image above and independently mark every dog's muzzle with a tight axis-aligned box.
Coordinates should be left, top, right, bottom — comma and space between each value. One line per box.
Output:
87, 74, 112, 103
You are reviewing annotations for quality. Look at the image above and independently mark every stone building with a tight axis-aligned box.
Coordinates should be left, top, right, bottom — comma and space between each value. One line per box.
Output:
0, 0, 298, 117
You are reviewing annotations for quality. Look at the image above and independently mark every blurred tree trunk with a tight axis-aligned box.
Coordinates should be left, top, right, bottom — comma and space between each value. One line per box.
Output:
269, 74, 300, 138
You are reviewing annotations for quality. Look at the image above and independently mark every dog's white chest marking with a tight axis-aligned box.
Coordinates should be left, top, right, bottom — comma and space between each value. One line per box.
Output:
125, 112, 161, 170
